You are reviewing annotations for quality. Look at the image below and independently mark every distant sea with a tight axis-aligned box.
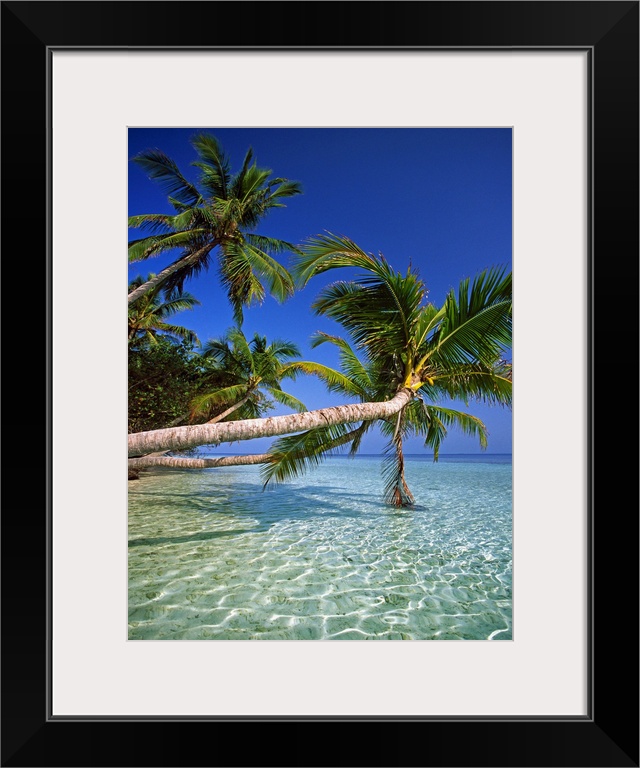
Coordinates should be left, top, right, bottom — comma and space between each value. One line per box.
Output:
128, 454, 512, 640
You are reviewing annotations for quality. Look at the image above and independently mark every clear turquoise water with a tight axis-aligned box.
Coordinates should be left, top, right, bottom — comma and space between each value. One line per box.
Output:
128, 455, 512, 640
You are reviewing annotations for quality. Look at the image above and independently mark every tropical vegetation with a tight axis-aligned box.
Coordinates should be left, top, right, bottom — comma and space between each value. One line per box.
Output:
127, 132, 302, 323
127, 135, 512, 508
128, 275, 201, 348
190, 326, 306, 425
261, 233, 512, 505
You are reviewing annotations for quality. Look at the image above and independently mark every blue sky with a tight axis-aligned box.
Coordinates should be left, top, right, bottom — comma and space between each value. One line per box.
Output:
128, 127, 512, 454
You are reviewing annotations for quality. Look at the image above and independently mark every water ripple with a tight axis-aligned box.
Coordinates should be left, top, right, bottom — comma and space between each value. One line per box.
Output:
129, 457, 512, 640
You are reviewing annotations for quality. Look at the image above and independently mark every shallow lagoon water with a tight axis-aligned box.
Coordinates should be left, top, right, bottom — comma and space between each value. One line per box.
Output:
128, 455, 512, 640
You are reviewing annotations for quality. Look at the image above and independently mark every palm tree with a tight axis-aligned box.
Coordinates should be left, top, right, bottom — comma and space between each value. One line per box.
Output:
261, 333, 497, 506
127, 132, 302, 323
127, 387, 413, 458
189, 326, 307, 424
129, 327, 313, 468
127, 234, 511, 480
128, 275, 201, 348
259, 233, 512, 505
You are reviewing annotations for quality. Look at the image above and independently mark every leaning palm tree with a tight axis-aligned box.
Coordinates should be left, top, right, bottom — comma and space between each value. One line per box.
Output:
259, 232, 512, 506
127, 234, 511, 479
261, 332, 499, 506
189, 326, 307, 425
128, 275, 201, 348
129, 327, 310, 470
128, 132, 302, 323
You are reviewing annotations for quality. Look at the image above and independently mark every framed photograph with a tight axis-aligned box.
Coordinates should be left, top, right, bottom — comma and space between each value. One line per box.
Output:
2, 1, 637, 766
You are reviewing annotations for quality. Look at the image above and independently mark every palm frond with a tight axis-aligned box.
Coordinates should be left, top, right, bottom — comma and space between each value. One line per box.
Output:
190, 133, 231, 198
159, 248, 216, 297
281, 361, 364, 397
245, 233, 303, 256
292, 232, 380, 287
427, 363, 512, 406
408, 402, 489, 459
428, 267, 512, 366
189, 385, 251, 419
266, 388, 307, 413
128, 231, 207, 262
236, 164, 273, 204
131, 149, 202, 207
312, 280, 411, 363
201, 335, 235, 365
413, 303, 446, 349
230, 146, 255, 196
429, 300, 512, 368
149, 322, 200, 346
261, 422, 366, 486
241, 243, 296, 303
309, 333, 374, 393
261, 178, 304, 202
153, 291, 201, 317
265, 339, 301, 361
225, 326, 255, 372
218, 243, 266, 323
128, 213, 176, 234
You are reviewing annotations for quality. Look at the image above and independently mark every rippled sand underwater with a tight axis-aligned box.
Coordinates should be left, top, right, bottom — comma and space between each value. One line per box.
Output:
128, 455, 512, 640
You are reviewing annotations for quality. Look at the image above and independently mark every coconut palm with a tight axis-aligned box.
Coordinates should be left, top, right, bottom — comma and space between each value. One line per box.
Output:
127, 386, 413, 458
259, 233, 512, 505
262, 333, 506, 506
127, 234, 511, 476
189, 326, 307, 425
127, 132, 302, 323
128, 275, 201, 348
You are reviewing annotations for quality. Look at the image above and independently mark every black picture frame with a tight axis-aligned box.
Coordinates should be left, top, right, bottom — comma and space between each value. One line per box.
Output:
2, 2, 638, 766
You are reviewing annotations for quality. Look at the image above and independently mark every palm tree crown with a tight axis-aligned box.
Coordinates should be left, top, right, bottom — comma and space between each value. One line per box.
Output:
189, 326, 307, 424
128, 274, 201, 348
128, 133, 303, 323
262, 232, 512, 506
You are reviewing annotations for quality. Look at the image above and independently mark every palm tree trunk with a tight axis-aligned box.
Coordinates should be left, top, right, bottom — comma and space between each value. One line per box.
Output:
391, 436, 415, 507
128, 388, 413, 457
166, 413, 190, 427
127, 243, 215, 306
206, 392, 252, 424
129, 453, 271, 470
384, 412, 415, 507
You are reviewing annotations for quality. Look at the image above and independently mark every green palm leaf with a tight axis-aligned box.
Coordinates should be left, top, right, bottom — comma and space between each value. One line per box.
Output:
129, 132, 302, 314
427, 364, 512, 406
282, 361, 364, 397
245, 233, 303, 256
144, 322, 199, 346
131, 149, 202, 207
408, 402, 489, 459
128, 231, 208, 263
190, 132, 231, 198
266, 388, 308, 413
292, 231, 379, 287
261, 422, 367, 486
428, 267, 512, 366
261, 178, 304, 203
189, 385, 251, 418
128, 213, 176, 233
128, 275, 200, 347
217, 243, 266, 324
241, 243, 296, 303
264, 339, 301, 361
309, 333, 374, 394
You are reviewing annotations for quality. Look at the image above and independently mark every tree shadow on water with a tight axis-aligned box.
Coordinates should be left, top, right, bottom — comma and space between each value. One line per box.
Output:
128, 480, 394, 530
128, 528, 254, 548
